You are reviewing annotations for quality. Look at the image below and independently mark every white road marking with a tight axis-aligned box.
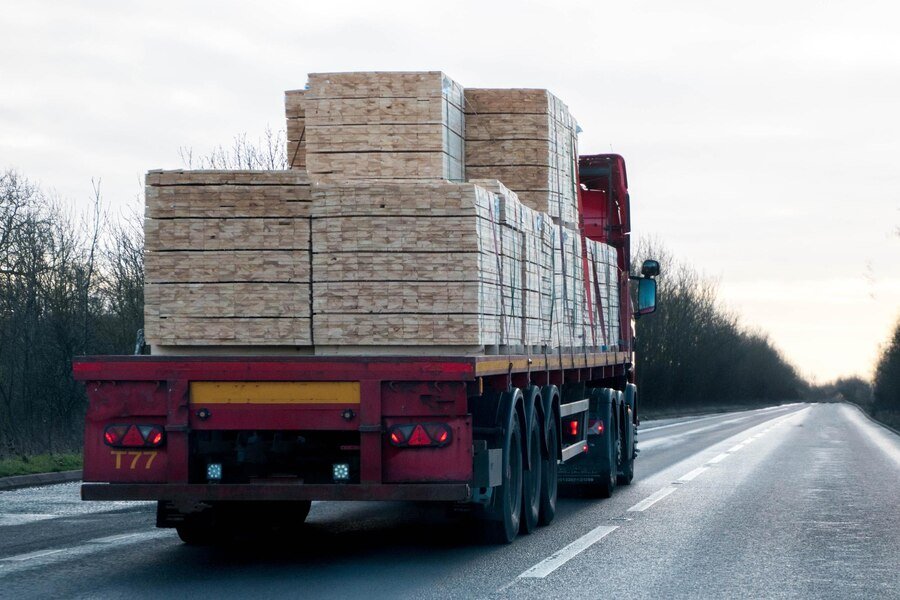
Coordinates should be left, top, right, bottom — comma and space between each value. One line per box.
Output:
639, 420, 754, 451
511, 404, 811, 591
3, 548, 67, 562
0, 530, 171, 577
639, 405, 795, 433
0, 482, 152, 529
518, 525, 619, 578
707, 452, 730, 464
640, 415, 752, 434
0, 514, 57, 527
628, 486, 678, 512
841, 404, 900, 468
678, 466, 709, 482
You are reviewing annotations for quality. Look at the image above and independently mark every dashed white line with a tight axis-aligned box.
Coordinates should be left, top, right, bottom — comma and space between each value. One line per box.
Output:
510, 405, 812, 590
518, 525, 619, 578
707, 452, 730, 464
678, 466, 709, 482
638, 405, 793, 433
0, 530, 171, 577
627, 486, 677, 512
3, 548, 66, 562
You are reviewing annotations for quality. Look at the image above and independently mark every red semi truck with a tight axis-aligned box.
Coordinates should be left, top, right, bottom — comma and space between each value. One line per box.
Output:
74, 153, 659, 544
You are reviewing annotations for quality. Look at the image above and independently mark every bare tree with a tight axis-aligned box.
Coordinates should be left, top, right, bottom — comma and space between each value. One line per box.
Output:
0, 169, 143, 457
179, 126, 287, 170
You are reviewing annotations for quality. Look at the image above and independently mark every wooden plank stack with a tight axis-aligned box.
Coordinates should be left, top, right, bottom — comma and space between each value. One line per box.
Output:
285, 90, 306, 170
143, 170, 312, 347
143, 71, 625, 354
310, 181, 499, 345
464, 89, 579, 225
473, 180, 621, 350
302, 72, 465, 182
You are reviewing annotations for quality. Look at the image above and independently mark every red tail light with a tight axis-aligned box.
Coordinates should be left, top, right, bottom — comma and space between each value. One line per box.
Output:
426, 424, 449, 444
569, 419, 579, 436
387, 423, 452, 448
104, 425, 129, 446
103, 424, 165, 448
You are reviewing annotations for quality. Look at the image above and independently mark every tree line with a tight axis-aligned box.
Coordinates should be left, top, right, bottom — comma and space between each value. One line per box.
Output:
632, 241, 806, 412
0, 170, 143, 457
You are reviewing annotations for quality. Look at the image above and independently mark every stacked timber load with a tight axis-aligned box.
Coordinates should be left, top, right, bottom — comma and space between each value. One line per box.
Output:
464, 89, 579, 226
302, 72, 465, 182
309, 179, 620, 351
143, 170, 312, 348
142, 71, 625, 355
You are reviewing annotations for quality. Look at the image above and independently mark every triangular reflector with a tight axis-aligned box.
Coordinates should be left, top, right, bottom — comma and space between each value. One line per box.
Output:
408, 424, 431, 446
122, 425, 145, 447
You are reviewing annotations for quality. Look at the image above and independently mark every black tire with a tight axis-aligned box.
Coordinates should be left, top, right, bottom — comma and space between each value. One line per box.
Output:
485, 416, 523, 544
590, 395, 618, 498
176, 520, 222, 546
618, 405, 635, 485
538, 412, 559, 526
520, 412, 542, 534
266, 500, 312, 531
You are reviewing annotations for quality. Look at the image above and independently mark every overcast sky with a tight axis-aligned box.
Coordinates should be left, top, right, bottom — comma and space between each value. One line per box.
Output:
2, 0, 898, 381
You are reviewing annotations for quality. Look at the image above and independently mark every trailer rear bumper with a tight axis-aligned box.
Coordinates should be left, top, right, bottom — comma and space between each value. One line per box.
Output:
81, 482, 472, 503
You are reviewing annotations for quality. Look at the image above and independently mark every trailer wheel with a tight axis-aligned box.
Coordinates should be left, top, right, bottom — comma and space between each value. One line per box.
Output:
618, 405, 635, 485
586, 390, 617, 498
595, 408, 617, 498
538, 412, 559, 526
176, 519, 222, 546
264, 501, 312, 532
485, 414, 523, 544
520, 410, 542, 534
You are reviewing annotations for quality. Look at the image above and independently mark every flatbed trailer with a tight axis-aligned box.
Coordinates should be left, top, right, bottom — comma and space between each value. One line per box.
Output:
74, 349, 641, 543
75, 153, 659, 544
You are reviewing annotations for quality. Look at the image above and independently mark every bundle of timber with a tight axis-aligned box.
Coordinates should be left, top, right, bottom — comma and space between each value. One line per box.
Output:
143, 71, 625, 354
464, 89, 579, 226
310, 181, 499, 346
476, 180, 621, 350
302, 72, 465, 182
309, 180, 620, 350
143, 170, 312, 347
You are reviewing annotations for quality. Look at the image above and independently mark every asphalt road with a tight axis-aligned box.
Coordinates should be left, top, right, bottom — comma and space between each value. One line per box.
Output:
1, 402, 897, 599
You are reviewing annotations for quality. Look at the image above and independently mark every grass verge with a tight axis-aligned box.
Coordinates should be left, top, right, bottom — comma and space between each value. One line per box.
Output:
0, 453, 82, 478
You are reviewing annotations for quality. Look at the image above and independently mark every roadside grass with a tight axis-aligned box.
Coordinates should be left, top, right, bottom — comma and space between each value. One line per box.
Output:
0, 453, 82, 478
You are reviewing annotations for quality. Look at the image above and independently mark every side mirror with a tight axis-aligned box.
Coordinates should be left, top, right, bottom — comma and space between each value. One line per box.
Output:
637, 277, 657, 316
641, 259, 660, 278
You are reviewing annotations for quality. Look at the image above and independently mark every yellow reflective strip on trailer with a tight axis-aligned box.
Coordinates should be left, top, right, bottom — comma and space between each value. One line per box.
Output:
190, 381, 360, 405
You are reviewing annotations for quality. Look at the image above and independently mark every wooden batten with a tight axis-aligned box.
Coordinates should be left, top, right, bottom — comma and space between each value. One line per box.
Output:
285, 90, 307, 170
